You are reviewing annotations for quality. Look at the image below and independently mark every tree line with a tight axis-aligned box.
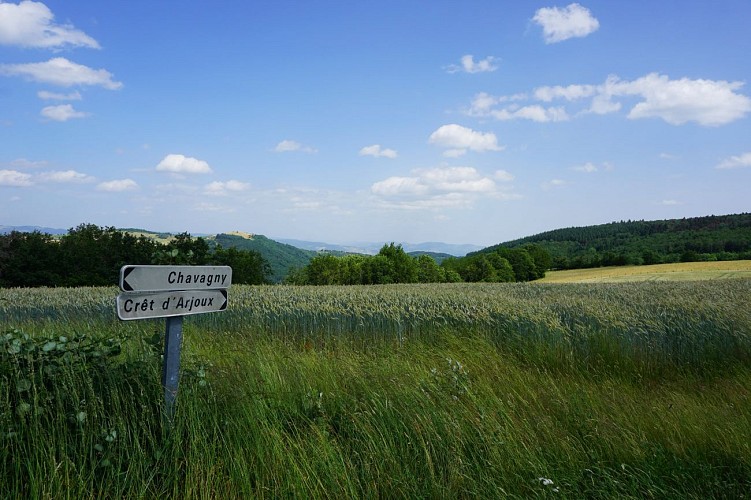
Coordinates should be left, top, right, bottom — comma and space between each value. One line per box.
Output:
0, 224, 271, 288
284, 243, 550, 285
486, 213, 751, 270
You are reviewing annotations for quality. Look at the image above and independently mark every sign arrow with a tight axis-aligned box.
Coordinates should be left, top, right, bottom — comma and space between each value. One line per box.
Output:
119, 265, 232, 292
116, 289, 228, 321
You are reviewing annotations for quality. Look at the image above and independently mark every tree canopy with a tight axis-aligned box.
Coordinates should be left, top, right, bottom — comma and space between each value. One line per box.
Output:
0, 224, 271, 288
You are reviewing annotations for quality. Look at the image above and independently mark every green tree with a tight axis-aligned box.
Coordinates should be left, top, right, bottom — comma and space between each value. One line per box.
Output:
154, 232, 210, 265
416, 254, 446, 283
378, 243, 418, 283
305, 254, 342, 285
211, 246, 270, 284
362, 255, 394, 284
0, 231, 62, 287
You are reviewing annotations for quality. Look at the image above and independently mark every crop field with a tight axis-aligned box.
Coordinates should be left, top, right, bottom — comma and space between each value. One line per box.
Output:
540, 260, 751, 283
2, 280, 751, 497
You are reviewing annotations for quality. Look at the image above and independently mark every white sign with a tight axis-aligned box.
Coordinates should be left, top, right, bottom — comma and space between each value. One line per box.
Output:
116, 289, 228, 320
119, 265, 232, 292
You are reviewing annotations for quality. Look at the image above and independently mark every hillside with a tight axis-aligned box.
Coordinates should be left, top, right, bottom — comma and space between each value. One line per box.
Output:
480, 213, 751, 269
211, 233, 316, 283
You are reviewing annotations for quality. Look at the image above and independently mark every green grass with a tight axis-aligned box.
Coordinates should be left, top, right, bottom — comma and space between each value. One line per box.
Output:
2, 281, 751, 497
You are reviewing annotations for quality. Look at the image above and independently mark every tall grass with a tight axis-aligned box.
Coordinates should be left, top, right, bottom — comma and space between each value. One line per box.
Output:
1, 280, 750, 497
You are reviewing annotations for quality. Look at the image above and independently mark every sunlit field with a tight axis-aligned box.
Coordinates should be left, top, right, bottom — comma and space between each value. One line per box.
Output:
2, 280, 751, 497
539, 260, 751, 283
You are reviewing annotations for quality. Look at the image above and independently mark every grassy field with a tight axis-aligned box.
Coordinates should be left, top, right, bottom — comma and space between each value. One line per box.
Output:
539, 260, 751, 283
2, 280, 751, 497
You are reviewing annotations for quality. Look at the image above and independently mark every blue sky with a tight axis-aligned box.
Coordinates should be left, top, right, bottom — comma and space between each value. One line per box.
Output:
1, 1, 750, 246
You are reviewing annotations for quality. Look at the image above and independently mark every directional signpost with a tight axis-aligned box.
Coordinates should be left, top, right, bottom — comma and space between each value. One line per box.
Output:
116, 289, 228, 320
116, 265, 232, 420
120, 265, 232, 292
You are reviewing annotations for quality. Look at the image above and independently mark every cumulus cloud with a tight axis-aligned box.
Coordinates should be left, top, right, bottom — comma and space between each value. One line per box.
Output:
445, 55, 499, 74
0, 1, 100, 49
0, 57, 122, 89
37, 170, 94, 183
205, 180, 251, 195
371, 166, 518, 209
532, 3, 599, 44
8, 158, 47, 169
40, 104, 89, 121
622, 74, 751, 126
466, 73, 751, 126
0, 169, 33, 186
156, 154, 213, 174
429, 124, 504, 157
716, 152, 751, 169
359, 144, 398, 158
97, 179, 138, 192
37, 90, 82, 101
274, 139, 317, 153
371, 176, 429, 197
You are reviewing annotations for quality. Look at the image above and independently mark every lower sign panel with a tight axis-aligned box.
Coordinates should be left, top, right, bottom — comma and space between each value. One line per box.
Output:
116, 289, 228, 321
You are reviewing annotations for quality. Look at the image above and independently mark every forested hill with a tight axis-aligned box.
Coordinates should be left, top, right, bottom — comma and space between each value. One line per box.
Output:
212, 233, 316, 283
479, 213, 751, 269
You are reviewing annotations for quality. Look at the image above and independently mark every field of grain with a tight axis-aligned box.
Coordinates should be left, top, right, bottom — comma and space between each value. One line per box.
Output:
539, 260, 751, 283
2, 280, 750, 497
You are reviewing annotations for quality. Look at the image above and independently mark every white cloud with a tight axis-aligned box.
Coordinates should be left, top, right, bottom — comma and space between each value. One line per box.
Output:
9, 158, 47, 169
274, 139, 317, 153
359, 144, 398, 158
494, 170, 514, 182
40, 104, 89, 121
97, 179, 138, 192
428, 124, 504, 157
205, 180, 251, 195
37, 170, 94, 183
371, 166, 518, 209
660, 199, 682, 206
156, 154, 213, 174
621, 73, 751, 126
445, 55, 499, 74
37, 90, 82, 100
533, 3, 599, 44
371, 176, 429, 197
0, 57, 122, 89
0, 169, 33, 186
534, 84, 596, 102
572, 162, 598, 173
494, 105, 570, 122
0, 1, 100, 49
467, 73, 751, 126
716, 152, 751, 169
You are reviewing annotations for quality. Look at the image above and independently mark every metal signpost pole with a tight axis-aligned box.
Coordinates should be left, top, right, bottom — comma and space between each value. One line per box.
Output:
162, 315, 183, 421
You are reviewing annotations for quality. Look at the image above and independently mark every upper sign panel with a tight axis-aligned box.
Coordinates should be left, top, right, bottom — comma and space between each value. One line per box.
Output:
119, 265, 232, 292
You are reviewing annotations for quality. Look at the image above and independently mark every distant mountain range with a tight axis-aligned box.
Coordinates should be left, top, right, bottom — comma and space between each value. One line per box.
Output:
274, 238, 482, 257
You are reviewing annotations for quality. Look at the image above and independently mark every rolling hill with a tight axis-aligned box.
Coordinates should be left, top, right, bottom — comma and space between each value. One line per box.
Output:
479, 213, 751, 268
